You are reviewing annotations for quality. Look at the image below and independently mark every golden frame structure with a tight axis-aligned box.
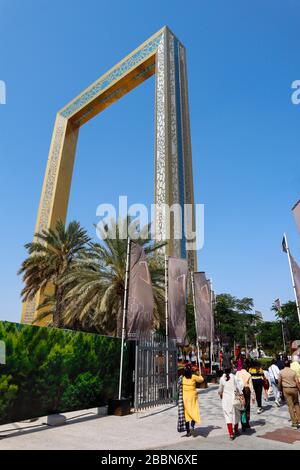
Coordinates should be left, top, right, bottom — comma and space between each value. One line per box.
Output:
21, 26, 197, 324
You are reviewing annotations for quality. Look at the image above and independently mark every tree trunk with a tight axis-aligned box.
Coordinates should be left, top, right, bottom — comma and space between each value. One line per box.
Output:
116, 298, 123, 338
53, 285, 64, 328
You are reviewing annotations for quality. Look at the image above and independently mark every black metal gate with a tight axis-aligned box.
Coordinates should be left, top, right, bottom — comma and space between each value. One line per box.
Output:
134, 334, 177, 410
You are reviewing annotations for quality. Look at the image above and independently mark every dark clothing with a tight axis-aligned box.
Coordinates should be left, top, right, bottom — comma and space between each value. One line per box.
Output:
252, 379, 263, 408
276, 360, 285, 370
242, 386, 251, 430
185, 420, 195, 433
222, 352, 232, 369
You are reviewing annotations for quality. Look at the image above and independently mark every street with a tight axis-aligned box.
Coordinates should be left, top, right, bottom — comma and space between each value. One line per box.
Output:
0, 384, 299, 450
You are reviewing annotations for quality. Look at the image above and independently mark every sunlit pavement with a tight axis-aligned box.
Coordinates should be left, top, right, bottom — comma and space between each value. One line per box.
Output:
0, 385, 299, 450
158, 385, 300, 450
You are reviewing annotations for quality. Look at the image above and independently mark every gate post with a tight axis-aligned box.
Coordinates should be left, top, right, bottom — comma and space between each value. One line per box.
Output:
134, 340, 139, 411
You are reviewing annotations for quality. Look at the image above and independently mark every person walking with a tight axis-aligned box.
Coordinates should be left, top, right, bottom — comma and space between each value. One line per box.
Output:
278, 359, 300, 429
236, 365, 255, 431
249, 361, 264, 414
262, 367, 271, 404
276, 354, 285, 371
290, 355, 300, 381
222, 347, 233, 371
177, 364, 204, 437
268, 359, 281, 407
235, 353, 244, 372
244, 353, 252, 370
218, 368, 244, 440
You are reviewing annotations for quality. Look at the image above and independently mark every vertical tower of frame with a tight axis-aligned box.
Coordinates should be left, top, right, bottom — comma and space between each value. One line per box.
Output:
154, 28, 197, 272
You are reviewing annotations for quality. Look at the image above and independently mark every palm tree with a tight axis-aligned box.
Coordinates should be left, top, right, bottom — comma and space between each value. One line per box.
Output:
61, 219, 166, 336
18, 220, 91, 328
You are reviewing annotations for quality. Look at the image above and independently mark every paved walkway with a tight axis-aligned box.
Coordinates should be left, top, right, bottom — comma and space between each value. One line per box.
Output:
0, 385, 299, 450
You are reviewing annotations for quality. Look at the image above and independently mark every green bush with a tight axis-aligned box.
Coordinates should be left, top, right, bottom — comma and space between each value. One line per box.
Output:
257, 357, 273, 369
0, 321, 129, 425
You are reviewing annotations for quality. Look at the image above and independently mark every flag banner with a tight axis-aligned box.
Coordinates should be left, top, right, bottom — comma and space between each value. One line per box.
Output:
292, 200, 300, 235
194, 272, 212, 342
274, 298, 281, 311
211, 290, 216, 341
168, 257, 188, 345
290, 253, 300, 307
282, 236, 287, 253
127, 242, 154, 339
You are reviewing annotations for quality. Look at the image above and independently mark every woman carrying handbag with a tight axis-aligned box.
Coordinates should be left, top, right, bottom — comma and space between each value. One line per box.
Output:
236, 365, 255, 430
218, 367, 244, 440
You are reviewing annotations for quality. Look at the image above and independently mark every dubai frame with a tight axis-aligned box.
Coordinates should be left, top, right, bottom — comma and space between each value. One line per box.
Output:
21, 26, 197, 324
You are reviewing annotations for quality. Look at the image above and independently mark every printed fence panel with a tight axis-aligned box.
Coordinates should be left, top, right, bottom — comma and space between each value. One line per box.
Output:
0, 321, 130, 425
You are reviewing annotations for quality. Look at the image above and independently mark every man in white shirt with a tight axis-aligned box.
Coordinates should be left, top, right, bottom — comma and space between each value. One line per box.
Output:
268, 360, 281, 407
291, 355, 300, 381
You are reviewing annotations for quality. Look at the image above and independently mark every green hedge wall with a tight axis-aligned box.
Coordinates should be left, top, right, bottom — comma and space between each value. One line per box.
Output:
0, 321, 130, 425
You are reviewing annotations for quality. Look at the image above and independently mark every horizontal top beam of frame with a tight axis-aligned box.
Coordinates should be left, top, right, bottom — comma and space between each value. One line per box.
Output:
58, 26, 172, 126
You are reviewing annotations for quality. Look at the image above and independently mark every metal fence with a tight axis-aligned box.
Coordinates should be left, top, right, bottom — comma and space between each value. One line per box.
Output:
134, 334, 178, 410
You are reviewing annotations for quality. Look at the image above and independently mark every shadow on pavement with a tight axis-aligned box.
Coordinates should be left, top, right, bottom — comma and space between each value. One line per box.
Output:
261, 405, 273, 412
193, 425, 222, 438
250, 419, 266, 427
241, 428, 256, 435
0, 411, 105, 440
138, 405, 177, 420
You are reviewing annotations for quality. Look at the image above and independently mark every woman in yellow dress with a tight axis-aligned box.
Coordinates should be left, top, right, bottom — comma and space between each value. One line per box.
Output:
179, 364, 204, 436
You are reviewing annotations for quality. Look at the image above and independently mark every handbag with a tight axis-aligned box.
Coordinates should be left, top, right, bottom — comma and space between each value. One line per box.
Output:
263, 376, 269, 390
233, 390, 245, 410
241, 409, 247, 425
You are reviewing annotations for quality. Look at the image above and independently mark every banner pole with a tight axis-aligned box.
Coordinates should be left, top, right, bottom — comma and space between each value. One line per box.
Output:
118, 237, 131, 400
209, 279, 213, 374
244, 328, 248, 354
284, 233, 300, 326
165, 255, 169, 393
191, 272, 201, 374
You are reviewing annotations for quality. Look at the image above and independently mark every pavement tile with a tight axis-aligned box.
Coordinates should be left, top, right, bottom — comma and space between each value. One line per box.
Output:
0, 384, 299, 450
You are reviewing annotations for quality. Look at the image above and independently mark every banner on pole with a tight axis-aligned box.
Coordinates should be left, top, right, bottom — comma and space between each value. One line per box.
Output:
282, 236, 287, 253
292, 200, 300, 235
168, 257, 188, 345
290, 253, 300, 307
274, 298, 281, 311
127, 242, 154, 339
193, 272, 213, 342
211, 289, 215, 342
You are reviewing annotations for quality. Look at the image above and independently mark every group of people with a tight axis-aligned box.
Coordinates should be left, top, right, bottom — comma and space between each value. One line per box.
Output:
177, 352, 300, 440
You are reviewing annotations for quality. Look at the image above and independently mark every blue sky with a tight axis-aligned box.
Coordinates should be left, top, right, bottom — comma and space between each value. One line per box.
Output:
0, 0, 300, 323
